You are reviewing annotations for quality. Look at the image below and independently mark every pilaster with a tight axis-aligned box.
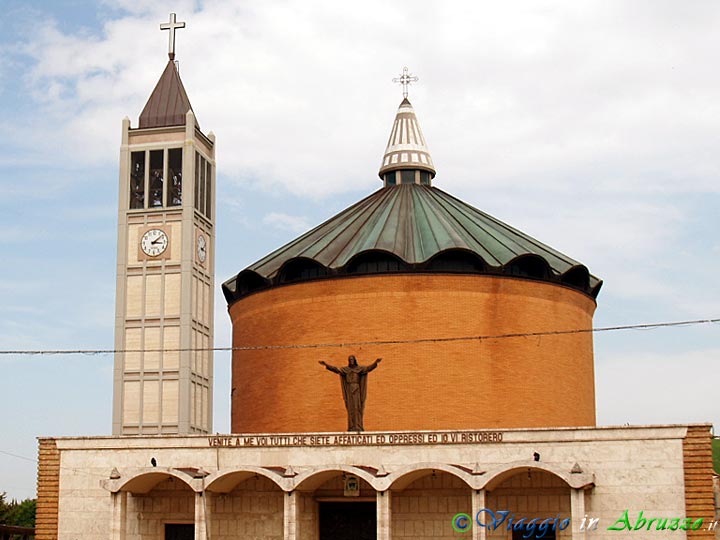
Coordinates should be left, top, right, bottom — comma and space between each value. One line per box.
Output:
110, 491, 127, 540
570, 488, 586, 540
472, 490, 486, 540
377, 490, 391, 540
284, 491, 299, 540
194, 491, 207, 540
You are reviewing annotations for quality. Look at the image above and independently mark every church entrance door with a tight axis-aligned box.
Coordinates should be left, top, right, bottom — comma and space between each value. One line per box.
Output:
164, 523, 194, 540
319, 501, 376, 540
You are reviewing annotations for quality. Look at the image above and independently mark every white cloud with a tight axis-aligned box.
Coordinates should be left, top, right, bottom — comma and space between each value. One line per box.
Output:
596, 348, 720, 429
262, 212, 311, 234
6, 0, 720, 199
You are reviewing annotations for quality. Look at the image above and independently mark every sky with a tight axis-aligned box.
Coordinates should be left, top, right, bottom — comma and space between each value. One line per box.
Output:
0, 0, 718, 500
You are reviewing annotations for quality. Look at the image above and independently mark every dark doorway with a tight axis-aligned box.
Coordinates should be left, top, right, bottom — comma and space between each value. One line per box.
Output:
165, 523, 194, 540
319, 502, 376, 540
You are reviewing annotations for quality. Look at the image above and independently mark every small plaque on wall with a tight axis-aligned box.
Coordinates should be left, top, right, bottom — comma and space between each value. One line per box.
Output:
344, 475, 360, 497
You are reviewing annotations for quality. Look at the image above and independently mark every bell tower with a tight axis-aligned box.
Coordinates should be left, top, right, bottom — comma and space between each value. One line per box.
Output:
112, 14, 215, 435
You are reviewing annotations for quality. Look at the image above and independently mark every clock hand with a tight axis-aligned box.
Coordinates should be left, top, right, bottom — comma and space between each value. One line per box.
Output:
151, 238, 164, 245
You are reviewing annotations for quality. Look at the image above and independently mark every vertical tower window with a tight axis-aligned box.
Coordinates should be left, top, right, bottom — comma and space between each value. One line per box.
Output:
149, 150, 164, 207
419, 171, 430, 185
168, 148, 182, 206
129, 152, 145, 209
194, 152, 212, 219
204, 161, 212, 219
194, 153, 201, 212
199, 156, 206, 214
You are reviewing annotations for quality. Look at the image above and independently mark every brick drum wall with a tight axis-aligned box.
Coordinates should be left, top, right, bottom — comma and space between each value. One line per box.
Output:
229, 274, 597, 433
683, 425, 716, 539
36, 438, 60, 540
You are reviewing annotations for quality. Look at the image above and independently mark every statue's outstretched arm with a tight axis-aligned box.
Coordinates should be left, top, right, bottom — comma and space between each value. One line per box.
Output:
319, 360, 341, 374
365, 358, 382, 372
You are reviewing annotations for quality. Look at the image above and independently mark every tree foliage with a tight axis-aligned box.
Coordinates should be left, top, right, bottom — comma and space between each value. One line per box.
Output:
0, 492, 36, 528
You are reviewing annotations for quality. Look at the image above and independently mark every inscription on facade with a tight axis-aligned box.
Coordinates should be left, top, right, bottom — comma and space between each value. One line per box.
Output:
208, 431, 503, 448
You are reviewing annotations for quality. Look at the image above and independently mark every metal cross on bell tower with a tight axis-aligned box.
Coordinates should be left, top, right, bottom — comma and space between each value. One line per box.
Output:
160, 13, 186, 60
393, 66, 419, 99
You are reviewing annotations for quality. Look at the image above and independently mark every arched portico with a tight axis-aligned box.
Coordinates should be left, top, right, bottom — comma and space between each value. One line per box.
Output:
479, 461, 594, 491
293, 466, 379, 492
285, 465, 382, 540
104, 469, 205, 540
384, 462, 474, 492
386, 466, 473, 540
112, 469, 199, 494
208, 472, 284, 540
103, 461, 593, 540
478, 463, 593, 540
205, 467, 287, 493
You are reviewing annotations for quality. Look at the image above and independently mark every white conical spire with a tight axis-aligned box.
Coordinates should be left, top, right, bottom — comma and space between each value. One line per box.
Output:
378, 98, 436, 185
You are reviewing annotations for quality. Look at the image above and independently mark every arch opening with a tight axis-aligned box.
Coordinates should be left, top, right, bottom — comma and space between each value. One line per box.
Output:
561, 265, 590, 291
506, 255, 551, 280
277, 258, 328, 284
345, 251, 409, 275
425, 249, 486, 273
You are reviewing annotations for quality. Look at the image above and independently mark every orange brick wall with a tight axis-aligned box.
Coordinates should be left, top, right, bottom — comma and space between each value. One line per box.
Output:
229, 274, 597, 433
683, 425, 715, 539
36, 438, 59, 540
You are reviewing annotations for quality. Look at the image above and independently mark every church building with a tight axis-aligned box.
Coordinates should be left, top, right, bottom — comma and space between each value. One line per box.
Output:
36, 15, 716, 540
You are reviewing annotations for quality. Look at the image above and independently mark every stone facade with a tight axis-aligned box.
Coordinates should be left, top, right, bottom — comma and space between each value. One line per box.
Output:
37, 424, 716, 540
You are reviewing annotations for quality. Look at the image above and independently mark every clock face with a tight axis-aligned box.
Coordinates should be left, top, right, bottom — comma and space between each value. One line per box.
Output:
197, 234, 207, 263
141, 229, 169, 257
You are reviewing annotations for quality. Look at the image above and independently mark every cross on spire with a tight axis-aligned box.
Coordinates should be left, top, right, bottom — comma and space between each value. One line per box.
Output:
393, 66, 419, 99
160, 13, 186, 61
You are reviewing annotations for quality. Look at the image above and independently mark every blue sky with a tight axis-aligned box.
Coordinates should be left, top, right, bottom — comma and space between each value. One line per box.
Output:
1, 0, 718, 500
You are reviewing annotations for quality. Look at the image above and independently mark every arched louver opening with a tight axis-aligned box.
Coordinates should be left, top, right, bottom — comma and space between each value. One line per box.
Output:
344, 250, 409, 275
561, 265, 590, 291
505, 255, 551, 280
277, 257, 328, 284
425, 249, 486, 273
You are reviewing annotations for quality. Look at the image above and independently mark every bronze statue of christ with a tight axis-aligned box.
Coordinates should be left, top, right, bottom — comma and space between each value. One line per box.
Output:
319, 355, 382, 432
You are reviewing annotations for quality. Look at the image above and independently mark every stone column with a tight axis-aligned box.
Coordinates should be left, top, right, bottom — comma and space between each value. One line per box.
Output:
472, 490, 486, 540
570, 488, 586, 540
194, 492, 208, 540
284, 491, 299, 540
110, 491, 127, 540
377, 491, 392, 540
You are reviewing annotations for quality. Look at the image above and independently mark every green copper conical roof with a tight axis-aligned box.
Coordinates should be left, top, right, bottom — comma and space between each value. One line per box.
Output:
223, 93, 601, 305
222, 184, 602, 304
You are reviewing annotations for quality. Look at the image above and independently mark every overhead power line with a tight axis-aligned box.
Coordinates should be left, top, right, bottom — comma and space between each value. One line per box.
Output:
0, 317, 717, 356
0, 449, 36, 463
